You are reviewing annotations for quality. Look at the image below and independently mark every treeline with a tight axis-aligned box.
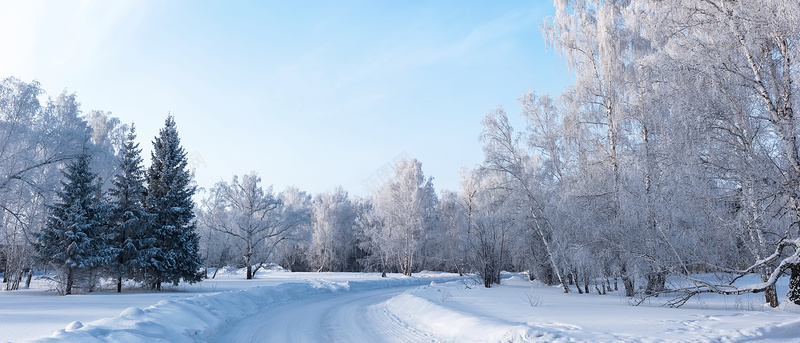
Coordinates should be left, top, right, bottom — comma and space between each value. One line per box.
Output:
195, 159, 447, 280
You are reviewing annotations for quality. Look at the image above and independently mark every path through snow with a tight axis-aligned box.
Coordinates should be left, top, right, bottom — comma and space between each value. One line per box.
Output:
216, 286, 440, 343
19, 272, 461, 342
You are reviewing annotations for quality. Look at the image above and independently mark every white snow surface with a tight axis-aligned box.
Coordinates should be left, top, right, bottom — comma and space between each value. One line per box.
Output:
3, 270, 800, 342
388, 274, 800, 342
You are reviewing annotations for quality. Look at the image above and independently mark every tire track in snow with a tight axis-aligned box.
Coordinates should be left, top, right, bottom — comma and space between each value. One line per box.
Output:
215, 286, 441, 343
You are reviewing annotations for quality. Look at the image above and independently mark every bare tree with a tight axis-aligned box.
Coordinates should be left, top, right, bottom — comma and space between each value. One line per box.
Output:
201, 172, 285, 279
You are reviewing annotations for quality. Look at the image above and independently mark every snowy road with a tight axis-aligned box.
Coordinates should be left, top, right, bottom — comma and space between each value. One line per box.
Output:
217, 286, 440, 343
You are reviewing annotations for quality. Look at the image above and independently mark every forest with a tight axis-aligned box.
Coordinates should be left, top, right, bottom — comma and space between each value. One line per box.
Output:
1, 0, 799, 309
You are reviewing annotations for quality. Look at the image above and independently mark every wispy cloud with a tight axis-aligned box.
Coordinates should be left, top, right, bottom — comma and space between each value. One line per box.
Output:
339, 9, 539, 86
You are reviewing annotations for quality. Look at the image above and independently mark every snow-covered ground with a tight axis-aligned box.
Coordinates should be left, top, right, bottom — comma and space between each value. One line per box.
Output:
2, 270, 800, 342
388, 274, 800, 342
0, 269, 460, 342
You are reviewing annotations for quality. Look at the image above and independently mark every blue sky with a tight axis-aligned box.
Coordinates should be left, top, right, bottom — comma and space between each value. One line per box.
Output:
0, 1, 572, 197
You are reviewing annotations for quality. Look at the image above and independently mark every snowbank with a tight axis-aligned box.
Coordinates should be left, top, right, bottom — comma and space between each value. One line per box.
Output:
27, 274, 462, 343
384, 280, 564, 342
382, 274, 800, 342
385, 291, 550, 342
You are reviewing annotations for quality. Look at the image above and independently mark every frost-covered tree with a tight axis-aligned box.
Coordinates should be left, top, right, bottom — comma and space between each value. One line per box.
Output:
480, 106, 568, 292
542, 0, 646, 296
368, 158, 438, 276
461, 169, 520, 287
35, 152, 112, 295
356, 197, 390, 276
630, 0, 800, 306
204, 172, 283, 279
271, 187, 313, 272
198, 181, 312, 277
107, 124, 155, 292
144, 116, 202, 290
502, 0, 800, 306
195, 191, 236, 278
438, 189, 469, 275
85, 110, 126, 191
308, 187, 358, 272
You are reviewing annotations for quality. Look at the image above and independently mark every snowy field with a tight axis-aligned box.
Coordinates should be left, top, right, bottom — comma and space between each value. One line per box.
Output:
2, 270, 800, 342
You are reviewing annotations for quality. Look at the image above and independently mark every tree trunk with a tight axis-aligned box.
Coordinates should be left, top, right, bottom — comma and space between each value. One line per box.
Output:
788, 265, 800, 305
622, 275, 634, 297
573, 272, 583, 294
764, 283, 779, 308
536, 262, 555, 285
380, 255, 387, 277
117, 277, 122, 293
645, 271, 666, 296
535, 222, 568, 293
10, 271, 21, 291
65, 268, 74, 295
25, 268, 32, 288
246, 264, 253, 280
620, 263, 635, 297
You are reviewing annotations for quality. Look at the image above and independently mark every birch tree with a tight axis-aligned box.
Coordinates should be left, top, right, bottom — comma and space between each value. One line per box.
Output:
632, 0, 800, 306
369, 158, 438, 276
308, 187, 358, 272
480, 106, 568, 292
542, 0, 642, 296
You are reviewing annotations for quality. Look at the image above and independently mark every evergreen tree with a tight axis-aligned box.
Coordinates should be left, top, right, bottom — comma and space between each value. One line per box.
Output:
35, 152, 112, 295
108, 124, 155, 292
144, 116, 202, 290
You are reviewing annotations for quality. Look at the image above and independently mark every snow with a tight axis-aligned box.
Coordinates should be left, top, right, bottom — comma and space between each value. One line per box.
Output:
385, 274, 800, 342
0, 269, 461, 342
3, 271, 800, 342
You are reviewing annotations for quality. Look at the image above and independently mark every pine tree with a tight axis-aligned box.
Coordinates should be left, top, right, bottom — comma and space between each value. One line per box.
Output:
108, 124, 155, 292
144, 116, 202, 290
35, 152, 112, 295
